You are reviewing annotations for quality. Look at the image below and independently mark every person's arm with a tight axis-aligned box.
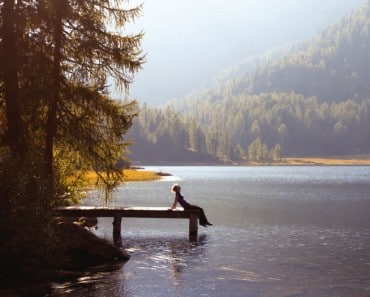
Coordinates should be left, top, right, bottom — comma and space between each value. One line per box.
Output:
171, 195, 178, 210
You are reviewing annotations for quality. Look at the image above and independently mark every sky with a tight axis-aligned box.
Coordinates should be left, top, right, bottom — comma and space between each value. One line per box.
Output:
116, 0, 367, 106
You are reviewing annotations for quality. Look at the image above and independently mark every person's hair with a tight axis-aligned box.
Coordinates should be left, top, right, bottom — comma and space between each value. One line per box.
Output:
171, 184, 180, 193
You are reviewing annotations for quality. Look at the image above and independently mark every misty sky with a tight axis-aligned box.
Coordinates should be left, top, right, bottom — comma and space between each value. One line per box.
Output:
117, 0, 367, 105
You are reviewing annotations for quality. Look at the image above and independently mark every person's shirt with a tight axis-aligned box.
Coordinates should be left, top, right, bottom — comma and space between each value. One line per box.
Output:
176, 192, 190, 208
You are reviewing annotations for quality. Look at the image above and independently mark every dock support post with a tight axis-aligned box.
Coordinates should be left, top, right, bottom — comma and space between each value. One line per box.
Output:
189, 213, 198, 242
113, 214, 122, 245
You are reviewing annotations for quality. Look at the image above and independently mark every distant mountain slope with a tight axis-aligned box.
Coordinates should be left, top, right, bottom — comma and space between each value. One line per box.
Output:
173, 2, 370, 111
129, 0, 367, 105
129, 3, 370, 164
236, 4, 370, 103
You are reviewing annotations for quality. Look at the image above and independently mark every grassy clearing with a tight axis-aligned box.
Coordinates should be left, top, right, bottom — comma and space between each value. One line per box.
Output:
88, 169, 160, 182
71, 169, 161, 188
240, 154, 370, 166
283, 156, 370, 165
123, 169, 162, 181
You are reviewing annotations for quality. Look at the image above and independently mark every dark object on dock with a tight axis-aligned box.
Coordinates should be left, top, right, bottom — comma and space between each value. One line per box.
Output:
59, 216, 98, 229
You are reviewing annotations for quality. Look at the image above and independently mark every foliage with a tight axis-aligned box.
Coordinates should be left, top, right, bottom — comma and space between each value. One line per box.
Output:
0, 0, 143, 286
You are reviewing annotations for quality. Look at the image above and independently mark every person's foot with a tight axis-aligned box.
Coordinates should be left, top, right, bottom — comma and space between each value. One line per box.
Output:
200, 223, 207, 227
206, 222, 213, 226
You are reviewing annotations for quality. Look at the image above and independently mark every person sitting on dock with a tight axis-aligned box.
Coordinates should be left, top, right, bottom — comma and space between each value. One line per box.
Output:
170, 184, 212, 227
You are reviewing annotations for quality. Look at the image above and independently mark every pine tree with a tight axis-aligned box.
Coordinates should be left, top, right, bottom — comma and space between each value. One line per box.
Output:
0, 0, 144, 238
41, 0, 144, 191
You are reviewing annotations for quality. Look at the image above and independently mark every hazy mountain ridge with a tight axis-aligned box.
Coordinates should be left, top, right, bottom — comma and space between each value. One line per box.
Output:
242, 4, 370, 103
129, 0, 367, 105
172, 2, 370, 112
129, 2, 370, 164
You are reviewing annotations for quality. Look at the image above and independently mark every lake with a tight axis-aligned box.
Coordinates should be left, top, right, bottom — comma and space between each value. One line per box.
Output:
51, 166, 370, 297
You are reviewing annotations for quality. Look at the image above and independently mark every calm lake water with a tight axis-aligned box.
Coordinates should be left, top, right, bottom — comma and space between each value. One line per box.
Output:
51, 166, 370, 297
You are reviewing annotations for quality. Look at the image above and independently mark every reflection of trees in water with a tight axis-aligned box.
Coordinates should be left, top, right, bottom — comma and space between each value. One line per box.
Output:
51, 235, 209, 296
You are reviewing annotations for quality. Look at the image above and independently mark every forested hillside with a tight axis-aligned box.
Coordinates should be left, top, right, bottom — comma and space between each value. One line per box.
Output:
129, 3, 370, 164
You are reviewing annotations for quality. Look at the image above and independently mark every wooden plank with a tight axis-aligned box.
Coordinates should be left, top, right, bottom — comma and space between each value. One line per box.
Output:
189, 212, 198, 242
54, 206, 200, 242
54, 206, 199, 219
113, 214, 122, 245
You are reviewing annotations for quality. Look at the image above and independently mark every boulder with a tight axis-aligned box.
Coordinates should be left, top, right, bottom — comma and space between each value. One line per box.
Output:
55, 222, 129, 267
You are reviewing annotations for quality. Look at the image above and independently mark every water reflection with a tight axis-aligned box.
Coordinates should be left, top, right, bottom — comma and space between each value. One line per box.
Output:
51, 235, 208, 297
121, 234, 209, 294
51, 263, 128, 296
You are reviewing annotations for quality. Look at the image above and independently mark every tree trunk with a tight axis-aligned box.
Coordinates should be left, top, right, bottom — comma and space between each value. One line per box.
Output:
45, 0, 62, 189
1, 0, 25, 156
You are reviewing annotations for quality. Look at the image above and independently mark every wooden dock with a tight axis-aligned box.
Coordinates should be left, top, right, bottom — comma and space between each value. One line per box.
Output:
54, 206, 200, 243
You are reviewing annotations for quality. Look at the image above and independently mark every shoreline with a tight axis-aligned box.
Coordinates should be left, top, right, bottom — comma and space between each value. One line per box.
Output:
134, 157, 370, 167
276, 157, 370, 166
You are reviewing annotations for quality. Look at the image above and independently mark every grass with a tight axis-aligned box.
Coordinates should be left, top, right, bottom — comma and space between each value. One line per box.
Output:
281, 155, 370, 165
70, 168, 161, 189
123, 169, 162, 181
89, 169, 160, 182
239, 154, 370, 166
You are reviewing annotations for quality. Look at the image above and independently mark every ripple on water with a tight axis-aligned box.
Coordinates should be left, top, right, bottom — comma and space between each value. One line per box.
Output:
52, 166, 370, 297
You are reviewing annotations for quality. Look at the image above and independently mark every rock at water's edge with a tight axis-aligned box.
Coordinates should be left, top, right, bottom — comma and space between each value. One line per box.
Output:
55, 222, 130, 265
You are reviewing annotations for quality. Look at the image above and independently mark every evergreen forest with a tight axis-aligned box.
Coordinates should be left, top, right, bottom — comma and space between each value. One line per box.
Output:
129, 2, 370, 164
